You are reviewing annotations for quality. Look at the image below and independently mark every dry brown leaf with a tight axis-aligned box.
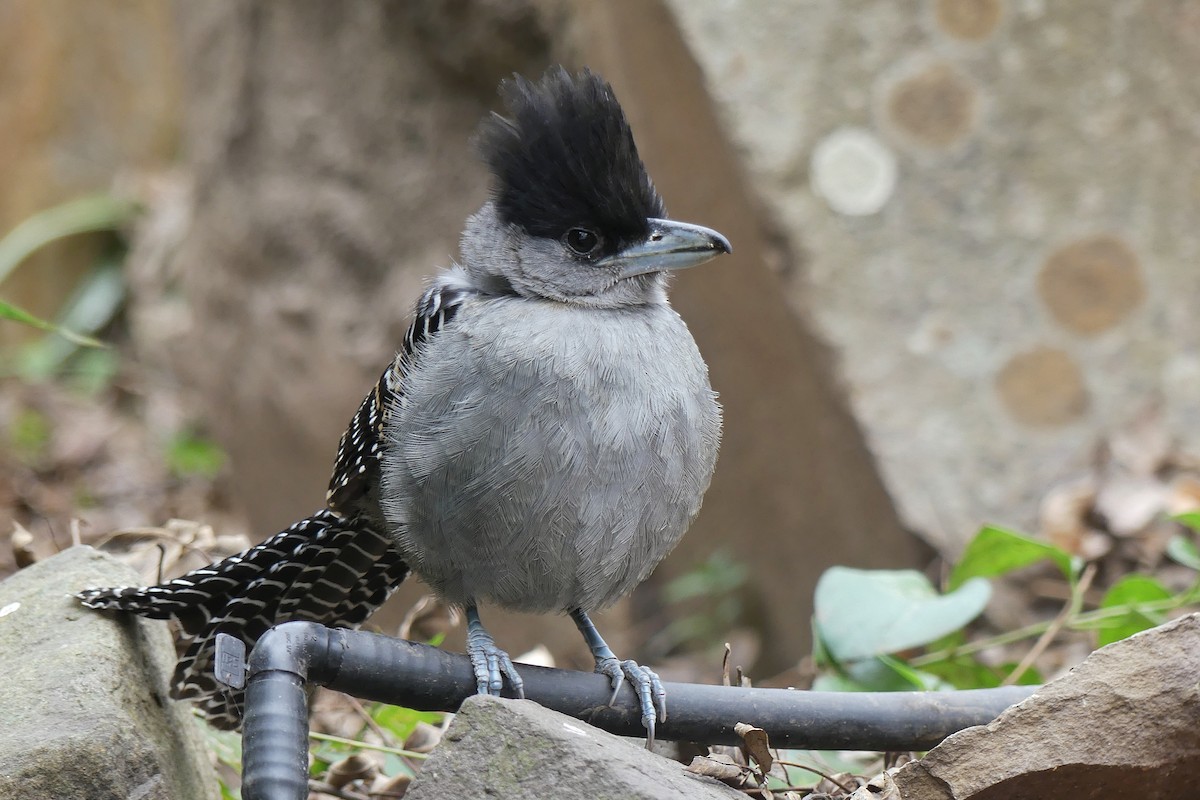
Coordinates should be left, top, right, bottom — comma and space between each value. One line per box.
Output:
402, 722, 442, 754
685, 754, 749, 783
325, 753, 378, 789
11, 523, 36, 569
1094, 476, 1168, 537
849, 769, 899, 799
1167, 475, 1200, 516
1040, 477, 1097, 555
733, 722, 773, 773
369, 771, 412, 798
1106, 403, 1171, 476
397, 594, 460, 642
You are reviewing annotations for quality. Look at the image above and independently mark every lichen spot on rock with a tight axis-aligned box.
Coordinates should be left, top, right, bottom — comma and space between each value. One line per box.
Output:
1037, 235, 1144, 335
886, 62, 979, 148
996, 346, 1088, 427
935, 0, 1004, 42
811, 127, 898, 216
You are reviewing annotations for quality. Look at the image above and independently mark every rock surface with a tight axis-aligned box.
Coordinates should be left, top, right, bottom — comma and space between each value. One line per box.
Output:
894, 612, 1200, 799
405, 694, 742, 799
0, 546, 217, 800
665, 0, 1200, 553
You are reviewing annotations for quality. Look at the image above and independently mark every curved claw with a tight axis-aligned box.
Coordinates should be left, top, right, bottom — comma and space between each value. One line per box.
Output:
595, 656, 665, 748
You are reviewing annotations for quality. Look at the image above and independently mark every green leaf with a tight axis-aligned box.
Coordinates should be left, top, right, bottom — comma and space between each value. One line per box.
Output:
9, 408, 51, 464
811, 672, 867, 692
814, 655, 955, 692
9, 260, 126, 383
0, 194, 137, 287
368, 704, 443, 740
66, 347, 121, 395
0, 298, 105, 348
1095, 575, 1172, 647
1166, 535, 1200, 571
1173, 511, 1200, 533
876, 654, 956, 691
949, 524, 1075, 589
1000, 660, 1044, 686
200, 720, 243, 769
920, 650, 1004, 689
166, 431, 227, 479
814, 567, 991, 662
663, 549, 748, 603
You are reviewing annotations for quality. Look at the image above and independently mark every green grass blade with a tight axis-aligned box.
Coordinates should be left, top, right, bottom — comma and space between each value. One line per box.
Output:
0, 194, 137, 287
0, 298, 106, 347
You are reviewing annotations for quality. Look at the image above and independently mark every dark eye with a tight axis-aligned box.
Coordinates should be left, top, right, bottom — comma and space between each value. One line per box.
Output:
564, 227, 602, 256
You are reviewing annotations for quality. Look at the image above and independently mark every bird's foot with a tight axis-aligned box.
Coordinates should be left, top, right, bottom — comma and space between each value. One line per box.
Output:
594, 656, 666, 746
465, 606, 524, 698
570, 607, 666, 747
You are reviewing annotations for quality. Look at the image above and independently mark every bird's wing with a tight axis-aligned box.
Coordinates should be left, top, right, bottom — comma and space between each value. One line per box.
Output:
80, 275, 476, 730
326, 278, 474, 514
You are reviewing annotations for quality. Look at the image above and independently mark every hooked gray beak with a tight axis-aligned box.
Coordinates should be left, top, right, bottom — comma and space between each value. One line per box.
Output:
598, 218, 732, 279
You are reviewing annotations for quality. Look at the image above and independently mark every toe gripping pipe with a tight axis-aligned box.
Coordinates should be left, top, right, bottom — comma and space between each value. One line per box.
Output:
232, 622, 1040, 800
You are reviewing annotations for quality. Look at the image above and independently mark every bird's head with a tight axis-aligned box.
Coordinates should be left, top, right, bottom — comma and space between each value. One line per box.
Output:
462, 67, 731, 308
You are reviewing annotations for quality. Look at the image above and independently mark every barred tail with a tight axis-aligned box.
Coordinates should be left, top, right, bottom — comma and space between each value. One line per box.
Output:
78, 509, 409, 729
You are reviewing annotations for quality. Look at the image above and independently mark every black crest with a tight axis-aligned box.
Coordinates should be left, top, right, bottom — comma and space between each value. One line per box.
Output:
477, 67, 666, 250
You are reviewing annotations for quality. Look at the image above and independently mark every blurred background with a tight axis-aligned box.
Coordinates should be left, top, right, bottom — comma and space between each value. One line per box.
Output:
2, 0, 1198, 687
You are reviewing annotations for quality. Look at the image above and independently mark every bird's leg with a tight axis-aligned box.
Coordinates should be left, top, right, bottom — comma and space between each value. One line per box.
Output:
570, 607, 666, 746
465, 605, 525, 699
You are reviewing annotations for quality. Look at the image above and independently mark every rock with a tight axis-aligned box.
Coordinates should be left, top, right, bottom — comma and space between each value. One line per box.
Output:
405, 694, 742, 799
893, 613, 1200, 799
663, 0, 1200, 555
0, 546, 217, 800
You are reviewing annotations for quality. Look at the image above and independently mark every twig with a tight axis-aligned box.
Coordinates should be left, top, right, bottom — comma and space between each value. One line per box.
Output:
344, 696, 397, 747
774, 748, 793, 788
774, 759, 853, 792
93, 527, 219, 563
911, 589, 1198, 668
1002, 562, 1097, 686
309, 731, 429, 760
740, 785, 813, 796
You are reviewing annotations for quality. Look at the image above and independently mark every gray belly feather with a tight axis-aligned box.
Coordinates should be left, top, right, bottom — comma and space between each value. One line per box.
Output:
379, 297, 721, 612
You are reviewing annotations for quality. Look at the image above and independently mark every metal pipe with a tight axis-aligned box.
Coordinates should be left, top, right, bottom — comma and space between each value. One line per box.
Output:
237, 623, 1038, 800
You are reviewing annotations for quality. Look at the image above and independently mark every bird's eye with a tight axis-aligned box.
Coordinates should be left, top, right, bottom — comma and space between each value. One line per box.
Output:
564, 227, 602, 256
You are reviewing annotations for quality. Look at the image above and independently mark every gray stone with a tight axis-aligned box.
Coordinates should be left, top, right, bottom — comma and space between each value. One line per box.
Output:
0, 546, 218, 800
894, 613, 1200, 799
664, 0, 1200, 554
406, 695, 742, 799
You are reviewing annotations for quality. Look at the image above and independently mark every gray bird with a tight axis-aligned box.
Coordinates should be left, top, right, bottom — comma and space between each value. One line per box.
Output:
79, 66, 729, 741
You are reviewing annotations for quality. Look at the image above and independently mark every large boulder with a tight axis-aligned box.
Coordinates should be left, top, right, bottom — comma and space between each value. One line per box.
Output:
895, 612, 1200, 798
663, 0, 1200, 554
0, 546, 217, 800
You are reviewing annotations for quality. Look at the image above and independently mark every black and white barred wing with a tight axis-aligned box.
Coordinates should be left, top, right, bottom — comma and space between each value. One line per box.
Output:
326, 278, 472, 514
76, 276, 474, 729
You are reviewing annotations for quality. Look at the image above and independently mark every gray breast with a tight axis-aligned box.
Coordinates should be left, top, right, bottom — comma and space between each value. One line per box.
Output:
380, 296, 721, 613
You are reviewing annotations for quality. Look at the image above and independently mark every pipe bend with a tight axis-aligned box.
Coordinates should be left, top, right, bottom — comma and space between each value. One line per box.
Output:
246, 620, 345, 683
